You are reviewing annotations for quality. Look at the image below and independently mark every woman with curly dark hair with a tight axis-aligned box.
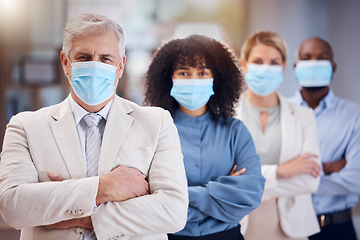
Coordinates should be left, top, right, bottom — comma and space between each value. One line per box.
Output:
144, 35, 265, 240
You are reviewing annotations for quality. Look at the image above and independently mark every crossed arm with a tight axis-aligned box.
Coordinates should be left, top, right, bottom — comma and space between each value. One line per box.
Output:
276, 152, 345, 178
276, 152, 321, 179
322, 158, 346, 175
46, 165, 149, 230
59, 134, 250, 231
49, 164, 246, 230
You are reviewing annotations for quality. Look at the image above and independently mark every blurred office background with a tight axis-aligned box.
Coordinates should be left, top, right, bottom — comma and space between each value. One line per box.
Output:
0, 0, 359, 239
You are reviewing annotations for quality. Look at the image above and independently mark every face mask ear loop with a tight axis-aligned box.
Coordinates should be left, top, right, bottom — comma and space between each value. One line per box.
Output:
115, 57, 123, 74
113, 59, 122, 90
65, 55, 73, 82
116, 60, 121, 69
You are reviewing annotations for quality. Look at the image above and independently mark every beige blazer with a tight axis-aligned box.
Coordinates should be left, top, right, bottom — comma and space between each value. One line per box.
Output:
0, 96, 188, 240
236, 94, 320, 238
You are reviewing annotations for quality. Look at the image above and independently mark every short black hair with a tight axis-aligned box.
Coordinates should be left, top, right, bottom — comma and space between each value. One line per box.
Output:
297, 37, 334, 61
144, 34, 244, 121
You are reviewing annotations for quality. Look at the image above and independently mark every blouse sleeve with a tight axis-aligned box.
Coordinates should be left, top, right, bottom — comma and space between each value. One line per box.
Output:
187, 122, 265, 223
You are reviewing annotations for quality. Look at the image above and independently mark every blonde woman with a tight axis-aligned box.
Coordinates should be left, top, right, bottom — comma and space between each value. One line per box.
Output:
235, 31, 321, 239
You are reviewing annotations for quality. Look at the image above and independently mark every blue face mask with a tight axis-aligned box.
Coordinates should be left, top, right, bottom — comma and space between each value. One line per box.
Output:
245, 64, 283, 96
170, 78, 214, 110
69, 61, 118, 106
295, 60, 333, 87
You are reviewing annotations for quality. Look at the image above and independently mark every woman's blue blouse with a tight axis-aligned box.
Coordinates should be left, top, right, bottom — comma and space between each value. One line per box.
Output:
172, 110, 265, 236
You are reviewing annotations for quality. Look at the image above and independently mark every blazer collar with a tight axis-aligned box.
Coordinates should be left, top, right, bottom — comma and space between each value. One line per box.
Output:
98, 96, 134, 175
50, 96, 134, 177
278, 94, 297, 163
50, 96, 87, 178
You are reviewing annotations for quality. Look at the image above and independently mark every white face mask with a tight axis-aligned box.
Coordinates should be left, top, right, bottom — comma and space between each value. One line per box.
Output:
245, 64, 283, 96
69, 61, 118, 105
295, 60, 333, 87
170, 78, 214, 110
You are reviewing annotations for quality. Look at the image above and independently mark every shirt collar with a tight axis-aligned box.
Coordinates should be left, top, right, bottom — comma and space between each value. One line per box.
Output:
293, 89, 335, 110
321, 89, 335, 109
173, 109, 212, 126
69, 94, 113, 125
292, 90, 307, 106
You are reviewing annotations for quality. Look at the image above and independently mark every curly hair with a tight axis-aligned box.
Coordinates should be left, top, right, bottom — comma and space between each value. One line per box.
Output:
144, 34, 244, 121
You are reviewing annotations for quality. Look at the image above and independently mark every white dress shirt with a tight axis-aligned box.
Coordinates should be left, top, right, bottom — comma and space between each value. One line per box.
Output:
69, 96, 112, 168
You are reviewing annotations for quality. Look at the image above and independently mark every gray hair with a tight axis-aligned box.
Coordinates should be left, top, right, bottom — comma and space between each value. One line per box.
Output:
62, 13, 125, 57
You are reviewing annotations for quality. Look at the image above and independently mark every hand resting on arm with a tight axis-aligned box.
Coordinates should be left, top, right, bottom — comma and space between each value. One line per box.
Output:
276, 152, 320, 179
45, 165, 149, 230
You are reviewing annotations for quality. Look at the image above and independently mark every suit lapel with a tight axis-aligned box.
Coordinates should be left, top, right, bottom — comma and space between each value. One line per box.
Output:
98, 97, 133, 176
50, 97, 87, 179
278, 94, 296, 164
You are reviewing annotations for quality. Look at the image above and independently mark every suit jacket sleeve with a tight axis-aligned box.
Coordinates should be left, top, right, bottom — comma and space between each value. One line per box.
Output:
90, 110, 188, 240
261, 107, 321, 201
0, 113, 99, 229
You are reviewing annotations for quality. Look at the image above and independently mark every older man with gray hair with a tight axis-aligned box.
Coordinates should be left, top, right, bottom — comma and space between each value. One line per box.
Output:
0, 13, 188, 240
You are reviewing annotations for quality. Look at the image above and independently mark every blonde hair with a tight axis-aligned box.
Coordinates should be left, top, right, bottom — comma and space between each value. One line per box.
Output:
241, 31, 287, 62
62, 13, 125, 57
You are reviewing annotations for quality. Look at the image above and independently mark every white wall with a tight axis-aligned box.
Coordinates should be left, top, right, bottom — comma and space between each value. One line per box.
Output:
327, 1, 360, 104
